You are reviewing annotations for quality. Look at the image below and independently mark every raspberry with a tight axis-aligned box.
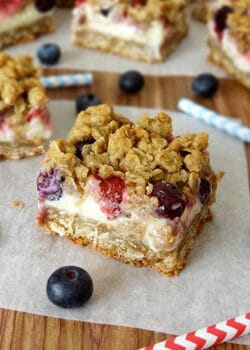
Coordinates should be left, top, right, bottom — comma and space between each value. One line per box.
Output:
97, 176, 126, 220
26, 106, 50, 125
0, 0, 22, 19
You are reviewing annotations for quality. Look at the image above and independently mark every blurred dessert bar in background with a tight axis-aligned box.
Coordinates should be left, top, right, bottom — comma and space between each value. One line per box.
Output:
207, 0, 250, 88
71, 0, 189, 63
0, 53, 52, 160
0, 0, 55, 50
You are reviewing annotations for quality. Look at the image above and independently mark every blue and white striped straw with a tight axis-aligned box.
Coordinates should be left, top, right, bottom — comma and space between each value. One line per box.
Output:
178, 98, 250, 143
41, 73, 93, 88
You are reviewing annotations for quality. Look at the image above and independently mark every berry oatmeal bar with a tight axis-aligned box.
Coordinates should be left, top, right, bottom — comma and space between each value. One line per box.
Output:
37, 104, 221, 276
0, 53, 52, 160
71, 0, 189, 63
207, 0, 250, 88
0, 0, 54, 50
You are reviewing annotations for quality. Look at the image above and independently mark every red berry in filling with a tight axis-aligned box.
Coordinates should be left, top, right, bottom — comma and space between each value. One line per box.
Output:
0, 0, 22, 19
130, 0, 147, 6
27, 106, 50, 125
97, 176, 126, 220
150, 182, 186, 220
76, 0, 87, 6
214, 6, 233, 38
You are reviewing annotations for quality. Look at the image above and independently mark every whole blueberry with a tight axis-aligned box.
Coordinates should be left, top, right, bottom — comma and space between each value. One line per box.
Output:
76, 94, 101, 113
192, 73, 218, 98
119, 70, 144, 94
35, 0, 55, 12
46, 266, 93, 308
37, 43, 61, 65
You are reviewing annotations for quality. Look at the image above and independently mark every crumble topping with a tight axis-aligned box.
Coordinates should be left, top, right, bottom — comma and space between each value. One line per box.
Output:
0, 53, 47, 113
227, 13, 250, 54
41, 104, 212, 197
84, 0, 188, 25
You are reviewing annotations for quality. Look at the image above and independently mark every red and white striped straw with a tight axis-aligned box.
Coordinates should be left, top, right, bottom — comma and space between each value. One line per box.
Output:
138, 313, 250, 350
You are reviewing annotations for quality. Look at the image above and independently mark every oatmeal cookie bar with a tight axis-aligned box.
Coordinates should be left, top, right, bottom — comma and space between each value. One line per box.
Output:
0, 0, 54, 50
0, 53, 52, 160
37, 104, 221, 276
207, 0, 250, 88
71, 0, 189, 63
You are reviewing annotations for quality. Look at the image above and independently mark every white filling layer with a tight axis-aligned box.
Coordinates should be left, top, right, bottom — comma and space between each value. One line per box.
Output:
0, 124, 15, 142
208, 21, 250, 73
26, 118, 52, 140
0, 4, 53, 34
44, 190, 202, 253
72, 4, 166, 58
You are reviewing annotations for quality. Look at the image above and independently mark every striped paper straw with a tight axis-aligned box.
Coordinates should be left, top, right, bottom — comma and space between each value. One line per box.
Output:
41, 73, 93, 88
139, 313, 250, 350
178, 98, 250, 143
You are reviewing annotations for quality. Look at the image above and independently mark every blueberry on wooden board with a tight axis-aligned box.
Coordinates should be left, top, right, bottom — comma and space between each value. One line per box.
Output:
46, 266, 93, 308
192, 73, 218, 98
119, 70, 145, 94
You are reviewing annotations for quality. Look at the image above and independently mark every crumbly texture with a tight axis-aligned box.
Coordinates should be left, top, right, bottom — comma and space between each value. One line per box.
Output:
208, 36, 250, 88
0, 53, 51, 159
38, 104, 221, 276
72, 0, 189, 62
0, 16, 54, 50
42, 104, 212, 196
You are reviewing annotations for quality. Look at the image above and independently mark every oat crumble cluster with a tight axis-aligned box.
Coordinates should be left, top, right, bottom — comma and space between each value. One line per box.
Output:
0, 53, 52, 159
42, 104, 211, 197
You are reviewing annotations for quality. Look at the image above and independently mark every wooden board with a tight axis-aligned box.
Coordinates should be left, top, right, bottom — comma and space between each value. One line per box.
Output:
1, 70, 249, 350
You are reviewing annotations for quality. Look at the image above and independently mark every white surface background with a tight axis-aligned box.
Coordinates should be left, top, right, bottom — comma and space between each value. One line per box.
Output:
0, 102, 249, 344
5, 8, 226, 77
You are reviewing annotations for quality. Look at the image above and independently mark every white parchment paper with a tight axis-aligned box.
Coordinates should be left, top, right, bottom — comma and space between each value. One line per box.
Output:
5, 8, 225, 77
0, 102, 250, 345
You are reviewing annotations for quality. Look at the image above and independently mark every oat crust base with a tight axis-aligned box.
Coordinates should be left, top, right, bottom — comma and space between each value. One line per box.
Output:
72, 24, 188, 63
0, 17, 54, 50
208, 36, 250, 88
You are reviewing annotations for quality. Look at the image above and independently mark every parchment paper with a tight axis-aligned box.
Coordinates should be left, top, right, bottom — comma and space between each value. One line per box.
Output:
5, 8, 225, 77
0, 102, 250, 345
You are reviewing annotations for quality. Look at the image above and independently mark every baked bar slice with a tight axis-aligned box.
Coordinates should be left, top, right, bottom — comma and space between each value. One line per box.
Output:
37, 104, 221, 276
71, 0, 189, 63
0, 53, 52, 160
191, 0, 215, 23
0, 0, 54, 50
207, 0, 250, 88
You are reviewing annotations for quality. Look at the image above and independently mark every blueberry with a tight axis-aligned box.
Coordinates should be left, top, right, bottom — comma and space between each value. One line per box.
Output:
46, 266, 93, 308
35, 0, 55, 12
75, 137, 95, 159
150, 181, 186, 220
199, 178, 211, 204
214, 6, 233, 33
76, 94, 101, 113
119, 70, 144, 94
192, 73, 218, 98
37, 43, 61, 65
37, 168, 63, 201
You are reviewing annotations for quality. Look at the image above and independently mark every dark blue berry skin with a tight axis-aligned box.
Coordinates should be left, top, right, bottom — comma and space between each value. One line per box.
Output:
37, 168, 63, 201
199, 178, 211, 204
46, 266, 93, 308
37, 43, 61, 65
119, 70, 144, 94
76, 94, 101, 113
35, 0, 55, 12
192, 73, 218, 98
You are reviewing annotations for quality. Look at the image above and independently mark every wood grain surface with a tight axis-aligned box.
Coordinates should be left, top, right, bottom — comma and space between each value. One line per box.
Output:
1, 70, 249, 350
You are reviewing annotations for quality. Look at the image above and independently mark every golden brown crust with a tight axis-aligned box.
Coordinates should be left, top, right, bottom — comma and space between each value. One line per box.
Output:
0, 16, 54, 50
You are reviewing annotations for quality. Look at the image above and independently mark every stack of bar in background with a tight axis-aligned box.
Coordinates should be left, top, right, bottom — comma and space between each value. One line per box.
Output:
0, 0, 55, 50
71, 0, 189, 63
207, 0, 250, 88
